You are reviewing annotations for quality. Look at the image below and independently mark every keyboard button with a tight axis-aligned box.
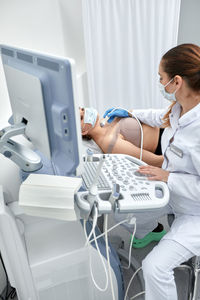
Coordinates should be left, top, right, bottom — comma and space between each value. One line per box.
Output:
129, 186, 135, 191
123, 180, 129, 185
134, 171, 146, 177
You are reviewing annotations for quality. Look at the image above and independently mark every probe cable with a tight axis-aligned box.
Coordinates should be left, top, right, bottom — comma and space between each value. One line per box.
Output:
84, 205, 109, 292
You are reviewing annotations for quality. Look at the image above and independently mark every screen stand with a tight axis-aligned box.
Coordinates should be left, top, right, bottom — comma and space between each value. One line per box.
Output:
0, 123, 42, 172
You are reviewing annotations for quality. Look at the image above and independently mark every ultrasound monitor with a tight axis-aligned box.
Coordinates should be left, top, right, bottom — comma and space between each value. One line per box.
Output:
0, 45, 83, 176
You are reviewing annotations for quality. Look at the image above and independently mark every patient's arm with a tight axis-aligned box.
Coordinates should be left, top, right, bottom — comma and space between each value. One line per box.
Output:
111, 137, 164, 167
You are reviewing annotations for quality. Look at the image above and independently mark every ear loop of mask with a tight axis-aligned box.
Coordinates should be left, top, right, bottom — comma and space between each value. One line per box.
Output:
164, 77, 174, 88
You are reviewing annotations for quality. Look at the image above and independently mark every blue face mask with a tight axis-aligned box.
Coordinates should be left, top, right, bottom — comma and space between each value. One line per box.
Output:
158, 77, 177, 102
84, 107, 98, 127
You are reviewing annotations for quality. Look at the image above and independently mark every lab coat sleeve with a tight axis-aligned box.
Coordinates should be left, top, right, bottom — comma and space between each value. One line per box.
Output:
167, 146, 200, 203
132, 108, 169, 127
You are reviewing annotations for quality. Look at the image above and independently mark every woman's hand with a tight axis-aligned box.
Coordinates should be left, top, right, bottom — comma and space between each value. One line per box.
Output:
138, 165, 170, 182
103, 108, 130, 123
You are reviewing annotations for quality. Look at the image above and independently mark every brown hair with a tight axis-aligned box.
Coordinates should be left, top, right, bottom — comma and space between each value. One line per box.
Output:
161, 43, 200, 127
82, 134, 92, 140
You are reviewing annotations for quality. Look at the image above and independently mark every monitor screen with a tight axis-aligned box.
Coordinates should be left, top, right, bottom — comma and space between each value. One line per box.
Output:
0, 45, 83, 176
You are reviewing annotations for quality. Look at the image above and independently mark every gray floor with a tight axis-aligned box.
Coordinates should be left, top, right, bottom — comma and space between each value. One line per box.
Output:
11, 214, 199, 300
107, 214, 196, 300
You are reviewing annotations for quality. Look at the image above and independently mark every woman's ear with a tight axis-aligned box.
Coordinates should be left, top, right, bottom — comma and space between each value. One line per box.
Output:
82, 128, 89, 136
174, 75, 182, 87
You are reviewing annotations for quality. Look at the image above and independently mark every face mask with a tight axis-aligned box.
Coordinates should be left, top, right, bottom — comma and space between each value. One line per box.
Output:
84, 107, 98, 128
158, 77, 177, 102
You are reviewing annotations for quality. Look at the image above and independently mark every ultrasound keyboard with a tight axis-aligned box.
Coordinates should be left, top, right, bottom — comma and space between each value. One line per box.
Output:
80, 154, 169, 213
82, 160, 110, 190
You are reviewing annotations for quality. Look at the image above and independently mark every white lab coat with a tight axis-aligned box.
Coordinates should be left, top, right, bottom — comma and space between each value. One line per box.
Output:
133, 102, 200, 255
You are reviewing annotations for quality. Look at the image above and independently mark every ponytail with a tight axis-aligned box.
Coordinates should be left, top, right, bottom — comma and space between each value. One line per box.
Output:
161, 43, 200, 127
162, 102, 176, 128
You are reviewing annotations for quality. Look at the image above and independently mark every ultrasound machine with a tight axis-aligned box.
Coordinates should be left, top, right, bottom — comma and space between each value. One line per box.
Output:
0, 45, 169, 300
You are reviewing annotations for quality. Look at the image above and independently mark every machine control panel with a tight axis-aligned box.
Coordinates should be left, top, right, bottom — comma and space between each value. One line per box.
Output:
76, 154, 169, 217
